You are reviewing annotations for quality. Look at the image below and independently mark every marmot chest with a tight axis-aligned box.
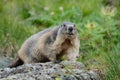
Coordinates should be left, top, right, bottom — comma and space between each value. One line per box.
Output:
61, 39, 71, 50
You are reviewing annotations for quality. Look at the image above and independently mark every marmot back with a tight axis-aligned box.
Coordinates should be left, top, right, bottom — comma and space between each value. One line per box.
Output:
9, 22, 80, 68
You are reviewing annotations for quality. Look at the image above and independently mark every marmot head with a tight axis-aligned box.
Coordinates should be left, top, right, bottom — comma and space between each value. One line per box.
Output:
59, 22, 78, 39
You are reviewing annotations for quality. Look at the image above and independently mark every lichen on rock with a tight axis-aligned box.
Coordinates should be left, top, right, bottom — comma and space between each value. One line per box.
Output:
0, 61, 99, 80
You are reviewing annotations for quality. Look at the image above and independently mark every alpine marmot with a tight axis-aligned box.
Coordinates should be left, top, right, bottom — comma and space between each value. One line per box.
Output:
9, 22, 80, 68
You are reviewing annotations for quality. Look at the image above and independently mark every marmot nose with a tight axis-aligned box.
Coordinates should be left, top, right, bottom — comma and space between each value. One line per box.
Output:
68, 27, 73, 32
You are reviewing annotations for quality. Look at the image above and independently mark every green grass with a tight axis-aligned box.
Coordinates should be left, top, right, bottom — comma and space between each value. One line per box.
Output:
105, 46, 120, 80
0, 0, 120, 79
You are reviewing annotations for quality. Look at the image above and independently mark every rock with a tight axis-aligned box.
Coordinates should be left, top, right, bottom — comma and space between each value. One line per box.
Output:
0, 61, 99, 80
0, 56, 13, 68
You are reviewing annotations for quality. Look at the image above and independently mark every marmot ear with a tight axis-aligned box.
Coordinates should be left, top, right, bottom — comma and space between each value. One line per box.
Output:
74, 24, 75, 27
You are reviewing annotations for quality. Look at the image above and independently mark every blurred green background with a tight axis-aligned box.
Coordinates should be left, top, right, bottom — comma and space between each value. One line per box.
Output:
0, 0, 120, 79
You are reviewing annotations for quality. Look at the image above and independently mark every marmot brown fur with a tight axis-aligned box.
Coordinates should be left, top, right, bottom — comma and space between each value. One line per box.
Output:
9, 22, 80, 68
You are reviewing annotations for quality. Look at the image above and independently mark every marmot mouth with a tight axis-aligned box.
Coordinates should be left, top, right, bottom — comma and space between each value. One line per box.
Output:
66, 33, 74, 35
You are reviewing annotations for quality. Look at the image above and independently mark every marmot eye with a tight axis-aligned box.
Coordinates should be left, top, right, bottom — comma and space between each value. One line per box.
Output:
63, 24, 66, 27
61, 24, 66, 28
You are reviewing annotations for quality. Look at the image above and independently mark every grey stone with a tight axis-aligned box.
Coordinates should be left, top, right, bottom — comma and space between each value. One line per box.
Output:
0, 61, 99, 80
